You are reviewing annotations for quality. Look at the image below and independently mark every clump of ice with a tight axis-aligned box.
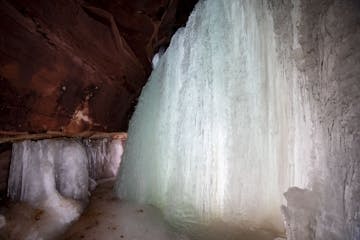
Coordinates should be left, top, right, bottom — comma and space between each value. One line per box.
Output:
0, 201, 82, 240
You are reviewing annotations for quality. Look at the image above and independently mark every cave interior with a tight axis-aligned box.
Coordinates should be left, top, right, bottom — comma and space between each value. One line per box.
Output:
0, 0, 359, 240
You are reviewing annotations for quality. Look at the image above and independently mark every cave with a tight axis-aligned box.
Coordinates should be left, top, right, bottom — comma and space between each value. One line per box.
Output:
0, 0, 359, 239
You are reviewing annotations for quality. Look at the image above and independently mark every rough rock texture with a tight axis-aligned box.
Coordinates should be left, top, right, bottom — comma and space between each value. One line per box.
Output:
0, 0, 197, 133
270, 0, 360, 239
0, 143, 11, 199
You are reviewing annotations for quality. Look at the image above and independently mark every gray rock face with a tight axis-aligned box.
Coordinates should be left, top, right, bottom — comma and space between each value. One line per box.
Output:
270, 0, 360, 239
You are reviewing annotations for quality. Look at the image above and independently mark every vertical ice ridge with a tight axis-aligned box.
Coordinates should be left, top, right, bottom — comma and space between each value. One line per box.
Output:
8, 140, 90, 204
116, 0, 288, 233
8, 138, 124, 206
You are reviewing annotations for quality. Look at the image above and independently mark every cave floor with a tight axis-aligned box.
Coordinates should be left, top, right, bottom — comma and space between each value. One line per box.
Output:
1, 180, 285, 240
0, 179, 186, 240
61, 179, 186, 240
64, 180, 284, 240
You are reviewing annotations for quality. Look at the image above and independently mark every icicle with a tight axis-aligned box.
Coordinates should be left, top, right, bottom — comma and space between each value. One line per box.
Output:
6, 138, 125, 238
152, 47, 166, 69
8, 140, 89, 204
8, 138, 124, 205
83, 138, 123, 180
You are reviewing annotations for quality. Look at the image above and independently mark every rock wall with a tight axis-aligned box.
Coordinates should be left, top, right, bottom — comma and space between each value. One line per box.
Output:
0, 144, 11, 200
0, 0, 197, 133
270, 0, 360, 239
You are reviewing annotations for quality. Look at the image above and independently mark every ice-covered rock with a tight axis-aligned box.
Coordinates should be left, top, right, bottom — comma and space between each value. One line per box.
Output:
281, 187, 319, 240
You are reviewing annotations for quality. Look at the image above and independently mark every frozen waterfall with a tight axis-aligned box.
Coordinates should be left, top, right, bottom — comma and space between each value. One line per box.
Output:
7, 138, 124, 221
8, 140, 89, 205
116, 0, 289, 235
116, 0, 360, 239
5, 138, 125, 239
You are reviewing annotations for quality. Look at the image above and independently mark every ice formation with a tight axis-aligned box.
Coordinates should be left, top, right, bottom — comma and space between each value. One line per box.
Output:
117, 0, 287, 235
8, 138, 124, 206
8, 140, 89, 205
6, 140, 87, 239
116, 0, 360, 239
152, 47, 166, 69
84, 138, 124, 180
6, 138, 124, 239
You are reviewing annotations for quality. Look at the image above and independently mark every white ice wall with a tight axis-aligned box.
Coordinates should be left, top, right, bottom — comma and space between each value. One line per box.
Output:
116, 0, 360, 239
116, 0, 289, 235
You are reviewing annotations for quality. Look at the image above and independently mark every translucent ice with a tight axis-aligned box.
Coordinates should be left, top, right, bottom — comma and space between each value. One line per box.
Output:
116, 0, 288, 234
5, 138, 125, 239
6, 140, 88, 239
8, 140, 89, 205
8, 138, 124, 206
83, 138, 124, 180
116, 0, 360, 238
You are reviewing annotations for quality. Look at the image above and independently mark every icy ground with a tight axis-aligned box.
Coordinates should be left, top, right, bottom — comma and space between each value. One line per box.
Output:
64, 180, 283, 240
63, 179, 189, 240
0, 198, 82, 239
0, 179, 189, 240
0, 178, 287, 240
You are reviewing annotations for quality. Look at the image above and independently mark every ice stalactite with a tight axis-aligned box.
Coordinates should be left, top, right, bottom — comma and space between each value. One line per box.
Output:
83, 138, 124, 180
4, 138, 125, 239
8, 140, 89, 205
7, 140, 88, 228
6, 138, 124, 232
8, 138, 124, 206
116, 0, 289, 236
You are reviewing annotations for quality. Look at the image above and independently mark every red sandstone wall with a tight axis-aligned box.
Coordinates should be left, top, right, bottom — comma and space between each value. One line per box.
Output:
0, 0, 197, 134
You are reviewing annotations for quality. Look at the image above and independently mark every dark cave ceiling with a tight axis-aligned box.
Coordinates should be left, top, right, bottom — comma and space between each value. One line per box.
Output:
0, 0, 198, 134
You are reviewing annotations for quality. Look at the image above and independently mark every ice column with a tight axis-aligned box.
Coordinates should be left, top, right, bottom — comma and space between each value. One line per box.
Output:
116, 0, 290, 233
